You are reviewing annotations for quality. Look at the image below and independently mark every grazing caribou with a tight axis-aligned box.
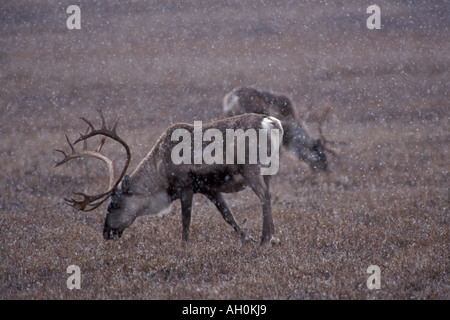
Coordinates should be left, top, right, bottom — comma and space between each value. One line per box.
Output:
55, 110, 283, 245
223, 87, 333, 171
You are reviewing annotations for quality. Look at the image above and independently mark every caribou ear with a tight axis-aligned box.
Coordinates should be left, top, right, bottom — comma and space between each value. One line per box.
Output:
121, 175, 132, 194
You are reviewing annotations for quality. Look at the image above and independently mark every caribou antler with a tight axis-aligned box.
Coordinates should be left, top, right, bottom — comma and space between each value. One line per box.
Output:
316, 105, 339, 156
55, 109, 131, 211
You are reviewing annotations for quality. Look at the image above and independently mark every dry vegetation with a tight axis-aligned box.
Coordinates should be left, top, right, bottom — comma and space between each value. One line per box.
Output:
0, 0, 448, 299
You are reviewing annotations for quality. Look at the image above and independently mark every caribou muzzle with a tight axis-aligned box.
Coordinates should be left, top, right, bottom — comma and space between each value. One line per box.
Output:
103, 223, 123, 240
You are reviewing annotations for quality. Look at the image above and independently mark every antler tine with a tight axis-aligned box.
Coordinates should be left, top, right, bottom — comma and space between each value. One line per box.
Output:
111, 116, 122, 134
316, 104, 340, 157
54, 135, 76, 167
97, 136, 107, 153
317, 105, 331, 141
82, 127, 89, 151
81, 120, 106, 153
80, 116, 95, 132
73, 110, 122, 145
66, 134, 75, 153
64, 190, 111, 211
95, 108, 109, 131
324, 145, 338, 156
54, 149, 68, 167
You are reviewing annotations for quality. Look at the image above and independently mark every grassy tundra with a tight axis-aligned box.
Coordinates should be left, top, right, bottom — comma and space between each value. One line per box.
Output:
0, 0, 448, 299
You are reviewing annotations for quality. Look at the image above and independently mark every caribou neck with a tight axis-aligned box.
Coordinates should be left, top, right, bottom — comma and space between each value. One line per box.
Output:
129, 145, 168, 197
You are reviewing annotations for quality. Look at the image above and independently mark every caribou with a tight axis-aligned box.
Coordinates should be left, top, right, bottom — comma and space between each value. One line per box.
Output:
55, 110, 283, 245
223, 87, 335, 172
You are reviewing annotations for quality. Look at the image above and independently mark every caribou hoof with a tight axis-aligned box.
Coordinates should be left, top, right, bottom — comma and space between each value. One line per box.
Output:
269, 236, 281, 246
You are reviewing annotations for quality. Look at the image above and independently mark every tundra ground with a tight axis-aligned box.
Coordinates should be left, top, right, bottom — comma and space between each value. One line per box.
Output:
0, 0, 448, 299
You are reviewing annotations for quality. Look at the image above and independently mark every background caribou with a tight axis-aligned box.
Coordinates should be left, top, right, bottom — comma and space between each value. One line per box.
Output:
55, 110, 283, 245
223, 87, 334, 172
